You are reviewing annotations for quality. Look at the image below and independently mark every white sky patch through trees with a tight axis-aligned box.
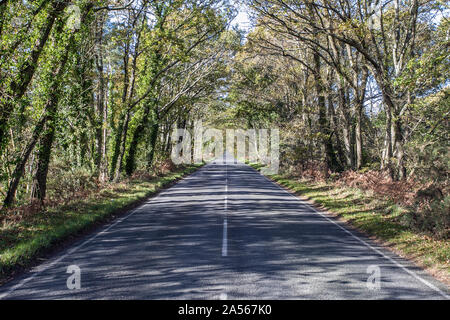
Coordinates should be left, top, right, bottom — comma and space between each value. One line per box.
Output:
230, 1, 251, 34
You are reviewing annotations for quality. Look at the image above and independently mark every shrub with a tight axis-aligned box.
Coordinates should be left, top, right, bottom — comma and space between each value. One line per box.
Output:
402, 196, 450, 240
46, 165, 98, 203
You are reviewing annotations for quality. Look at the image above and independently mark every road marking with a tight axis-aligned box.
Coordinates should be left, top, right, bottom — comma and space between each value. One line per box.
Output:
222, 218, 228, 257
219, 292, 228, 300
222, 163, 228, 257
0, 164, 208, 300
252, 167, 449, 300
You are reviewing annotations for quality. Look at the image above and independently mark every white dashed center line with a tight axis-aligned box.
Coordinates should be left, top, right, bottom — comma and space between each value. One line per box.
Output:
222, 163, 228, 257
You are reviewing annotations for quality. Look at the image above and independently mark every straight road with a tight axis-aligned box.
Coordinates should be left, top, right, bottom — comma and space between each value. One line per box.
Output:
0, 159, 448, 299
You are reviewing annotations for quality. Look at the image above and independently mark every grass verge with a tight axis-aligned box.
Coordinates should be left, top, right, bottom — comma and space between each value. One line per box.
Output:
0, 164, 203, 284
250, 164, 450, 285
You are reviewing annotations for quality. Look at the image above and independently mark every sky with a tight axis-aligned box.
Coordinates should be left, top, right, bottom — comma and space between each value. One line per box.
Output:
230, 3, 252, 33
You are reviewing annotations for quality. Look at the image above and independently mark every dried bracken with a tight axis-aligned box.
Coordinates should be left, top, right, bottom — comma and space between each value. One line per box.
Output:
337, 170, 420, 206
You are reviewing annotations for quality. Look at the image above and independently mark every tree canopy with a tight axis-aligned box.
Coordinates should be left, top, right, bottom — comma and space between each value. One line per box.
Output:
0, 0, 448, 208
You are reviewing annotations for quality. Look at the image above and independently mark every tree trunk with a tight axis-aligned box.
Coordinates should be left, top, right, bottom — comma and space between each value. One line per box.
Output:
339, 85, 354, 168
381, 103, 394, 178
3, 115, 47, 207
327, 92, 346, 168
99, 91, 109, 183
355, 105, 363, 170
32, 114, 56, 201
354, 67, 368, 170
392, 116, 406, 180
111, 111, 130, 182
94, 11, 108, 182
165, 122, 173, 154
313, 52, 340, 172
125, 101, 153, 175
146, 121, 159, 170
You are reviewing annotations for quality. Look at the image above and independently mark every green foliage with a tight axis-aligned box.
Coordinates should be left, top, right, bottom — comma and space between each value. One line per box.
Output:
0, 0, 234, 206
404, 88, 449, 183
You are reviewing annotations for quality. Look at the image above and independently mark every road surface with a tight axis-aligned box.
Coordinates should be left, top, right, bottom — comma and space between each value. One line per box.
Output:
0, 159, 448, 299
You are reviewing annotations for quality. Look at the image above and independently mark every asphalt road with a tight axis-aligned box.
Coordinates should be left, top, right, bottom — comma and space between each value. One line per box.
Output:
0, 158, 448, 299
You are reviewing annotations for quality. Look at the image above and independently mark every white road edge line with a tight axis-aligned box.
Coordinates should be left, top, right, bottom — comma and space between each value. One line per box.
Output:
253, 167, 449, 299
0, 164, 208, 300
